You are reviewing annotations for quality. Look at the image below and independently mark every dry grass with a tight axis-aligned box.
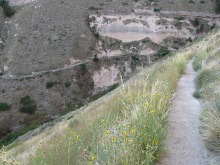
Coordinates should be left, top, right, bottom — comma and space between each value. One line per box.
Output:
193, 29, 220, 154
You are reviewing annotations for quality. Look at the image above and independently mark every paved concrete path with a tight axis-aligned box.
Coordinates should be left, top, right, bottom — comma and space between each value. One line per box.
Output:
156, 60, 208, 165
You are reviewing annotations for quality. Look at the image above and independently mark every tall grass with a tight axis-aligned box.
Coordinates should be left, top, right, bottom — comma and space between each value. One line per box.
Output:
193, 37, 220, 153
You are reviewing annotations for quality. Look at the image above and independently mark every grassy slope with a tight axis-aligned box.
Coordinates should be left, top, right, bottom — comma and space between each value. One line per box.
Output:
1, 28, 220, 164
193, 29, 220, 153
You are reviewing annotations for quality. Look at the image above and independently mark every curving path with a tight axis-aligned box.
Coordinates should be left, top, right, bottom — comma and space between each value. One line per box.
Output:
0, 60, 91, 80
156, 59, 209, 165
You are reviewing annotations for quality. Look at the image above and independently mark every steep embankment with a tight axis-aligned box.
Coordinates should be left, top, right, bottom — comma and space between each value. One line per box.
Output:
1, 0, 219, 139
1, 27, 220, 164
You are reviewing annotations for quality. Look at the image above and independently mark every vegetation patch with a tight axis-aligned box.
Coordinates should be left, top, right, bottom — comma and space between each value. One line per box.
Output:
188, 0, 195, 4
215, 0, 220, 13
0, 102, 10, 111
89, 6, 102, 10
156, 48, 171, 58
93, 54, 99, 62
19, 96, 37, 114
0, 0, 15, 17
0, 124, 39, 149
46, 81, 57, 89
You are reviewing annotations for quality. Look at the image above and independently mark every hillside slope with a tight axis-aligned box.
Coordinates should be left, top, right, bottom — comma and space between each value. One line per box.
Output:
1, 0, 219, 139
0, 26, 220, 164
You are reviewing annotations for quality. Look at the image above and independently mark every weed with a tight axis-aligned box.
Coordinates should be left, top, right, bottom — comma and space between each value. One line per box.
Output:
0, 102, 10, 111
188, 0, 195, 4
19, 96, 36, 114
46, 81, 56, 89
0, 0, 15, 17
193, 91, 201, 99
215, 0, 220, 13
93, 54, 99, 62
64, 81, 71, 87
0, 124, 39, 149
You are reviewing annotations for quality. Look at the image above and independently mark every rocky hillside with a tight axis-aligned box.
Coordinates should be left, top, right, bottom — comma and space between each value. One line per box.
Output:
0, 0, 219, 138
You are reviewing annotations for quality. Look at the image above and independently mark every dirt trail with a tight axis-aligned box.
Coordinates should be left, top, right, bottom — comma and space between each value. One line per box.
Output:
0, 60, 91, 80
156, 59, 209, 165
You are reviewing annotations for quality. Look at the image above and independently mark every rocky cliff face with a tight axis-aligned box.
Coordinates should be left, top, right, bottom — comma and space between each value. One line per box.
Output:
0, 0, 219, 138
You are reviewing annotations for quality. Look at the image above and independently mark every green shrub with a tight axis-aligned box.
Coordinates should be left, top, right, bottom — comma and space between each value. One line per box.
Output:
154, 7, 161, 12
65, 81, 71, 87
19, 96, 36, 114
88, 6, 102, 10
131, 55, 140, 61
193, 91, 202, 99
193, 18, 200, 27
188, 0, 195, 3
0, 124, 39, 149
215, 0, 220, 13
0, 102, 10, 111
93, 54, 99, 62
174, 16, 185, 20
46, 81, 56, 89
90, 26, 100, 39
156, 48, 170, 58
0, 0, 15, 17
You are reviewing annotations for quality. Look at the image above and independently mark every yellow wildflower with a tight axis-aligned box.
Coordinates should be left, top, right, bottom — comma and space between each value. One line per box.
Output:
144, 101, 149, 107
131, 129, 136, 134
153, 139, 158, 145
105, 130, 110, 135
122, 131, 127, 135
112, 137, 116, 142
150, 110, 155, 113
90, 156, 96, 161
75, 136, 79, 142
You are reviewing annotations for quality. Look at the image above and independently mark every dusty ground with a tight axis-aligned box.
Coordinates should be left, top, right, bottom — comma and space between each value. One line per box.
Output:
156, 60, 209, 165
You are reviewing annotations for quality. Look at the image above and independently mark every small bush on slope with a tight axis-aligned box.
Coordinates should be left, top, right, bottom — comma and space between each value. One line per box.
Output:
0, 0, 15, 17
0, 102, 10, 111
215, 0, 220, 13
